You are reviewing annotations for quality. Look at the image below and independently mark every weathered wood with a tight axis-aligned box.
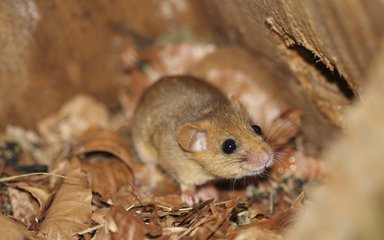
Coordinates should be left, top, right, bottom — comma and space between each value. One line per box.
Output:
287, 41, 384, 239
201, 0, 384, 151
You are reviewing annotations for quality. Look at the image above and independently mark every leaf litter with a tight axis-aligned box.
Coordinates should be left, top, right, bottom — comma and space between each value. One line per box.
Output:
0, 41, 325, 239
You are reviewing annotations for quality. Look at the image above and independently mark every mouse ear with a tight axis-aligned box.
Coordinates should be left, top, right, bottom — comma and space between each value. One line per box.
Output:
178, 123, 207, 153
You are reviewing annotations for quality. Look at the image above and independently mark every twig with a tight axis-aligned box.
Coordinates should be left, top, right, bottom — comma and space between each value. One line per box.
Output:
0, 172, 80, 183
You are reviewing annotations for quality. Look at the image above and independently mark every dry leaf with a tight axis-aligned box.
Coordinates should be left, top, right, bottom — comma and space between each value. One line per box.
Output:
73, 128, 137, 204
138, 43, 215, 78
91, 208, 110, 226
110, 206, 160, 240
74, 128, 136, 170
0, 215, 42, 240
228, 227, 282, 240
38, 168, 92, 240
92, 225, 112, 240
15, 182, 50, 211
38, 95, 109, 144
194, 203, 233, 239
89, 208, 113, 240
80, 155, 135, 204
4, 126, 47, 165
7, 187, 40, 226
291, 151, 326, 181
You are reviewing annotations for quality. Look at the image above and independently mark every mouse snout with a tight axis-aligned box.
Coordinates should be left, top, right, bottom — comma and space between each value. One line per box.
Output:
248, 149, 271, 166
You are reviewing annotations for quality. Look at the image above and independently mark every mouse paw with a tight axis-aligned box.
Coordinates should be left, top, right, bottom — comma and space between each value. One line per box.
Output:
180, 184, 218, 206
196, 184, 218, 201
181, 191, 200, 206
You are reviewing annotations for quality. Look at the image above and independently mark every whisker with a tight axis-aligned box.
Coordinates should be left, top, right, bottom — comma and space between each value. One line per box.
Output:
232, 178, 237, 192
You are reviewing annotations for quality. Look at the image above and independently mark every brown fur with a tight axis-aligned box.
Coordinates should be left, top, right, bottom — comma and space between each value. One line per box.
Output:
132, 76, 273, 189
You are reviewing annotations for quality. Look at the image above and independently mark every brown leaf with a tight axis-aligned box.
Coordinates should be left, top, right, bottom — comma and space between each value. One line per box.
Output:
272, 137, 326, 181
95, 211, 119, 239
92, 225, 112, 240
119, 71, 151, 119
234, 193, 304, 237
252, 206, 300, 235
139, 43, 215, 76
37, 95, 109, 144
73, 128, 141, 205
110, 206, 161, 240
15, 182, 50, 211
291, 150, 326, 181
0, 215, 43, 240
7, 186, 40, 227
80, 155, 136, 204
4, 126, 47, 165
89, 208, 113, 240
228, 226, 282, 240
195, 203, 233, 239
74, 128, 136, 171
38, 168, 92, 239
91, 208, 110, 225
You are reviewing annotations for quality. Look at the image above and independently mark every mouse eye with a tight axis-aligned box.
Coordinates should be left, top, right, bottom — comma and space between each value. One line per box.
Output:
222, 139, 237, 154
251, 124, 263, 136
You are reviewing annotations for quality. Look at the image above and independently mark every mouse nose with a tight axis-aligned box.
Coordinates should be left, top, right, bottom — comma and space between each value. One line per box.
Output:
248, 150, 271, 166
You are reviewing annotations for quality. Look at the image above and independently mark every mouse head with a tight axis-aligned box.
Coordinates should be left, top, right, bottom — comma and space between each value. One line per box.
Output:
177, 104, 274, 179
